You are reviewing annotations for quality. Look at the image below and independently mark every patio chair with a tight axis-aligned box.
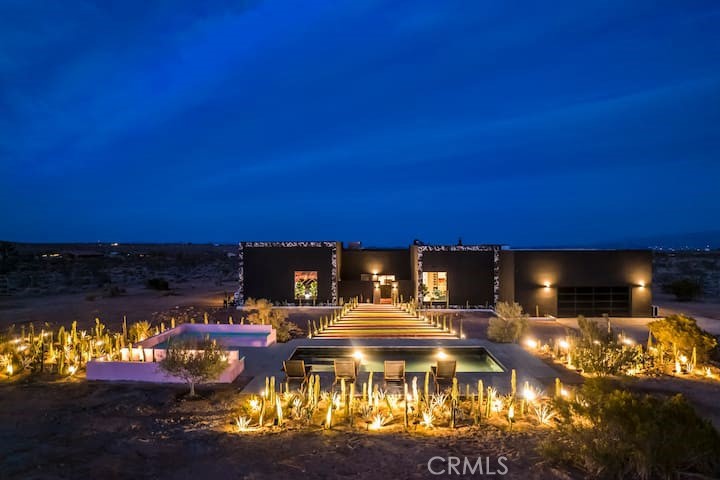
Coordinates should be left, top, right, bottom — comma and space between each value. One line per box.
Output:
332, 358, 357, 388
383, 360, 406, 392
430, 360, 457, 393
282, 360, 311, 389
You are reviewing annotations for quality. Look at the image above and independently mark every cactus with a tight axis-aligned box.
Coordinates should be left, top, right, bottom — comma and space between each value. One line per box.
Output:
259, 396, 266, 427
368, 371, 374, 404
424, 370, 430, 403
341, 378, 347, 415
171, 317, 176, 329
122, 316, 128, 339
511, 369, 517, 399
403, 383, 409, 429
485, 387, 492, 418
475, 380, 484, 424
349, 383, 355, 422
555, 378, 562, 398
204, 312, 209, 324
307, 375, 315, 405
325, 402, 333, 429
275, 396, 283, 426
362, 382, 367, 402
314, 375, 320, 405
270, 376, 276, 405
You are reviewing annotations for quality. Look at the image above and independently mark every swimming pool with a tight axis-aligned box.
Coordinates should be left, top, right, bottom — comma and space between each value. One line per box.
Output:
288, 346, 504, 373
154, 332, 272, 349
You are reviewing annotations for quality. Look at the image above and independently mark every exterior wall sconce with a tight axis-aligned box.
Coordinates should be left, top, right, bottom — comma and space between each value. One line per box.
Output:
637, 281, 646, 288
543, 282, 552, 289
392, 282, 398, 289
374, 282, 380, 289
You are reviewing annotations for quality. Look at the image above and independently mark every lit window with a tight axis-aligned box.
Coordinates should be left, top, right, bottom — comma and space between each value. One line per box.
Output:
295, 271, 318, 299
422, 272, 447, 302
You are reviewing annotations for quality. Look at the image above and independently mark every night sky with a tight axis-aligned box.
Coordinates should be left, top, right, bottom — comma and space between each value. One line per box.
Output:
1, 1, 719, 247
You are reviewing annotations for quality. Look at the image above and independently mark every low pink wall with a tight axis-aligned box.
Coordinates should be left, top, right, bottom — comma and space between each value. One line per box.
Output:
87, 356, 245, 383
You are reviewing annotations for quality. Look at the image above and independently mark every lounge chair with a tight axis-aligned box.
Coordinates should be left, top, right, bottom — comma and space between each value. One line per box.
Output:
430, 360, 457, 393
383, 360, 406, 391
332, 358, 357, 388
282, 360, 311, 388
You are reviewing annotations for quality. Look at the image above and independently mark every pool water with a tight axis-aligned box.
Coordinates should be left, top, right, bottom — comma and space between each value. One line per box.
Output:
288, 346, 504, 373
154, 332, 270, 348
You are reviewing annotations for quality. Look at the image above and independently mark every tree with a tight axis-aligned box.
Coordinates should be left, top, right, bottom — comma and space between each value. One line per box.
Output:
159, 337, 228, 396
487, 302, 529, 343
663, 279, 703, 301
648, 314, 717, 361
245, 297, 300, 342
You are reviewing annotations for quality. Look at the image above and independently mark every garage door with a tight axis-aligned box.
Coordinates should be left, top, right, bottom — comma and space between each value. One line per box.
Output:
557, 286, 630, 317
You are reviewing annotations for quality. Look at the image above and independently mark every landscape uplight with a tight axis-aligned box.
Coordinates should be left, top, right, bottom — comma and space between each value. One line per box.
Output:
436, 350, 448, 360
353, 350, 364, 361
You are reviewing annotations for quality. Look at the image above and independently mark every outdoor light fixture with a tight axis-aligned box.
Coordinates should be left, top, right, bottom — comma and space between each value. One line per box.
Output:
559, 339, 569, 349
353, 350, 364, 361
543, 281, 551, 289
638, 281, 646, 288
524, 338, 538, 349
436, 349, 448, 360
374, 282, 380, 289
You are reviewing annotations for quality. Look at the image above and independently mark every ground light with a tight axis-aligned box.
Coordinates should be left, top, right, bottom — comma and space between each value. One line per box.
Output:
436, 350, 447, 360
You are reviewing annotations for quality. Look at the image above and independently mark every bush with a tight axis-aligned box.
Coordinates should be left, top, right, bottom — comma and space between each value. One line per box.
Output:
145, 277, 169, 290
244, 297, 301, 342
572, 316, 639, 376
648, 314, 717, 362
542, 378, 720, 479
487, 301, 528, 343
663, 279, 702, 301
158, 337, 228, 396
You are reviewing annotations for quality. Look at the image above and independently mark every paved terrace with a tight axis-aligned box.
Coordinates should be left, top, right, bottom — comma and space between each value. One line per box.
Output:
236, 336, 559, 395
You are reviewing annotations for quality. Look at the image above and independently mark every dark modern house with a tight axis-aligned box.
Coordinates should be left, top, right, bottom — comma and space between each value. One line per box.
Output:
237, 241, 653, 317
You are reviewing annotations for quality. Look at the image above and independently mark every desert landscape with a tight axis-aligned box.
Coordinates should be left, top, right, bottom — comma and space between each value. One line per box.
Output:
2, 243, 720, 479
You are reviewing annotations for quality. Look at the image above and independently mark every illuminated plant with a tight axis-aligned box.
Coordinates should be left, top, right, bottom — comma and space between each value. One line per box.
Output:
158, 338, 228, 396
533, 403, 556, 425
369, 413, 391, 430
235, 416, 252, 432
421, 409, 435, 428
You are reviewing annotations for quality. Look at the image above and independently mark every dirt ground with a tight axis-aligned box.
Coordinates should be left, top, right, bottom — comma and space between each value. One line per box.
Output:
0, 380, 576, 480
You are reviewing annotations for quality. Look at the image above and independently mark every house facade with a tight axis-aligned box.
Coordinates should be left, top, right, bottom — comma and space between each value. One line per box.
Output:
237, 241, 653, 317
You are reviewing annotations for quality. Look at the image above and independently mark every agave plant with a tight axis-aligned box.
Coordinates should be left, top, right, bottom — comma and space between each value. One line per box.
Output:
386, 393, 401, 411
430, 393, 448, 412
533, 403, 557, 425
421, 409, 435, 428
370, 413, 392, 430
235, 415, 252, 432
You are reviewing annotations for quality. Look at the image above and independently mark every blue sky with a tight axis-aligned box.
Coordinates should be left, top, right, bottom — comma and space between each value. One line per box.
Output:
1, 1, 719, 246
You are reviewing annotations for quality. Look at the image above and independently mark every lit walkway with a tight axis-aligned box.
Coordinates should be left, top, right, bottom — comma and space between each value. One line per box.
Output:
314, 303, 457, 338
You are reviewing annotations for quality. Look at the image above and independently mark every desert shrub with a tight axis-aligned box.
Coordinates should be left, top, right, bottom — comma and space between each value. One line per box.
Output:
158, 337, 228, 396
145, 277, 169, 290
663, 279, 702, 301
128, 321, 152, 342
244, 297, 301, 342
487, 301, 528, 343
542, 378, 720, 479
572, 317, 639, 376
648, 314, 717, 362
